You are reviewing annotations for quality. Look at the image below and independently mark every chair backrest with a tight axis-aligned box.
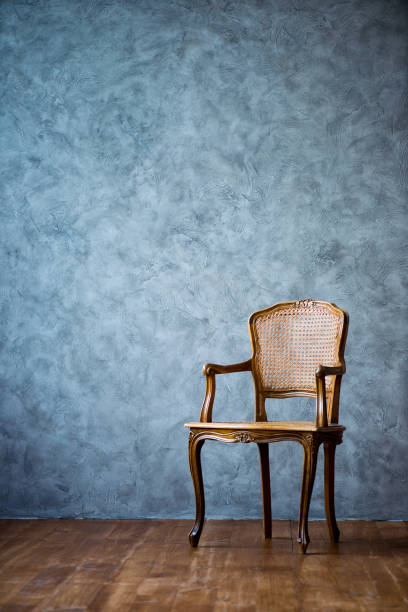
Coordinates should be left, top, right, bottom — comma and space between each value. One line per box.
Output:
248, 300, 348, 402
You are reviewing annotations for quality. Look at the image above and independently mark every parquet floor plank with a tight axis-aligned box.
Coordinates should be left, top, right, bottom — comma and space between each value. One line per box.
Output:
0, 519, 407, 611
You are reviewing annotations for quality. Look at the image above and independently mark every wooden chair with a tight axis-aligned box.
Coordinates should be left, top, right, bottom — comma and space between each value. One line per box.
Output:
185, 299, 349, 553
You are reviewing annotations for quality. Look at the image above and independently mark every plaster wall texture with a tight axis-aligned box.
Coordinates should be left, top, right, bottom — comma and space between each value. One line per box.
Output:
0, 0, 407, 520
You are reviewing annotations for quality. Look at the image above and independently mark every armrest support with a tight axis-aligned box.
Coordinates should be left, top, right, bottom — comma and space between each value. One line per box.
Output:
200, 359, 252, 422
315, 363, 346, 427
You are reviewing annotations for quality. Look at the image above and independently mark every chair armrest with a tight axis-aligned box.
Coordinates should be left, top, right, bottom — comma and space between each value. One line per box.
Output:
315, 364, 346, 378
202, 359, 252, 376
200, 359, 252, 422
315, 362, 346, 427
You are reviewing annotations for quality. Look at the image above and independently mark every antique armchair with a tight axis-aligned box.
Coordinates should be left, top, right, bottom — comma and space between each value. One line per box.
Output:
185, 299, 349, 553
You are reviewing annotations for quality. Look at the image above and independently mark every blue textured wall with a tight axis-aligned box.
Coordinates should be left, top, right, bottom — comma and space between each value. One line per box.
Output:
1, 0, 407, 520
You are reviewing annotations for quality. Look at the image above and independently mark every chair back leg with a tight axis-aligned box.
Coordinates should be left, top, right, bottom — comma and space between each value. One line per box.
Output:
324, 441, 340, 543
257, 443, 272, 539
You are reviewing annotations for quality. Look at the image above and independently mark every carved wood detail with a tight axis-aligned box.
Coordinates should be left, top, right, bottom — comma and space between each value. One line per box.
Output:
188, 428, 342, 450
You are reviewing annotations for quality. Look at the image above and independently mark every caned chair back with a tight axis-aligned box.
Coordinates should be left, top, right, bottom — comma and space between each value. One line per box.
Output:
249, 300, 348, 397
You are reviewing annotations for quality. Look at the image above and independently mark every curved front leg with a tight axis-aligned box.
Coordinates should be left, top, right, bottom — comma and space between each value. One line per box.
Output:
298, 435, 320, 554
188, 433, 205, 547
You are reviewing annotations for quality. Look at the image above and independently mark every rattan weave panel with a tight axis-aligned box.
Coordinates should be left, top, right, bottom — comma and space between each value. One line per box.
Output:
253, 303, 343, 392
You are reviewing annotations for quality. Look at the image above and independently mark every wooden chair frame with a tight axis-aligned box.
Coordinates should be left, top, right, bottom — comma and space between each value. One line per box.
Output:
185, 299, 349, 553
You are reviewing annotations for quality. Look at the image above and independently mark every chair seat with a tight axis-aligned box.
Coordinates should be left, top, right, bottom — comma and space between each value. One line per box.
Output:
184, 421, 345, 432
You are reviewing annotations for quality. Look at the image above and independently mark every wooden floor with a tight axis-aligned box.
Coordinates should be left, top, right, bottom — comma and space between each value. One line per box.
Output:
0, 520, 407, 611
